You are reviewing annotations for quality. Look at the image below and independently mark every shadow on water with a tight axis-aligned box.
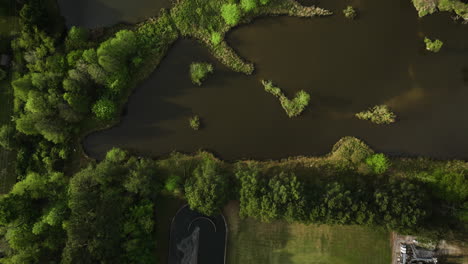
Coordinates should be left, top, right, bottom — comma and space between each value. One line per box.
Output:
58, 0, 171, 28
85, 0, 468, 161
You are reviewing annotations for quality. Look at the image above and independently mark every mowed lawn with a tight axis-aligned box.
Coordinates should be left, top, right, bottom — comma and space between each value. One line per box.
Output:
225, 202, 391, 264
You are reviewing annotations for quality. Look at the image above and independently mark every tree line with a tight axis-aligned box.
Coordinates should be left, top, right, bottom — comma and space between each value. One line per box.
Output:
0, 137, 467, 262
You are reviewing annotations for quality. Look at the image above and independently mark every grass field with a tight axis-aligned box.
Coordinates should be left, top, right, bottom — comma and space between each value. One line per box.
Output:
224, 201, 391, 264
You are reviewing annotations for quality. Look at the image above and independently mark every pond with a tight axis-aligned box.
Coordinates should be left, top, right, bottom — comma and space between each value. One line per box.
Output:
84, 0, 468, 161
57, 0, 171, 28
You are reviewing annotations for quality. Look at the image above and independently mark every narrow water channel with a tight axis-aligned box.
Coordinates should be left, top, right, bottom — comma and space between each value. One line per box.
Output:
83, 0, 468, 160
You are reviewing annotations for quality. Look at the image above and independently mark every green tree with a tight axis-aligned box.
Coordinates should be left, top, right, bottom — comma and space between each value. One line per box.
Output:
221, 4, 241, 26
92, 98, 117, 120
365, 153, 390, 174
241, 0, 257, 12
185, 156, 228, 215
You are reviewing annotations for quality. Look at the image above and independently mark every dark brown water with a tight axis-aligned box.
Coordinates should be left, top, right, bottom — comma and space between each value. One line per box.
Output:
58, 0, 171, 28
84, 0, 468, 160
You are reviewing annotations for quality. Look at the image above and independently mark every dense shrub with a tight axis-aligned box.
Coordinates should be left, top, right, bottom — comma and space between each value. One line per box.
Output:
355, 105, 396, 124
424, 37, 443, 52
343, 6, 357, 19
92, 98, 117, 120
185, 156, 228, 216
262, 80, 310, 117
190, 62, 214, 85
211, 32, 222, 46
221, 3, 242, 26
365, 153, 390, 174
189, 115, 201, 130
241, 0, 258, 12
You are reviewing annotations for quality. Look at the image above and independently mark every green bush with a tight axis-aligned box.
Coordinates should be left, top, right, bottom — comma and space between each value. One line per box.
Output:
343, 6, 357, 19
355, 105, 396, 124
164, 175, 181, 192
424, 37, 443, 52
365, 153, 390, 174
185, 156, 228, 216
241, 0, 257, 12
262, 80, 310, 118
189, 115, 201, 130
259, 0, 270, 5
92, 98, 117, 120
66, 50, 83, 67
211, 32, 222, 46
412, 0, 438, 17
190, 62, 214, 86
105, 148, 127, 163
221, 3, 241, 26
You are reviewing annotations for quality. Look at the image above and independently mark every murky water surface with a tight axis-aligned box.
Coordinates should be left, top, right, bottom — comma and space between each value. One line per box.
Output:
58, 0, 171, 28
82, 0, 468, 160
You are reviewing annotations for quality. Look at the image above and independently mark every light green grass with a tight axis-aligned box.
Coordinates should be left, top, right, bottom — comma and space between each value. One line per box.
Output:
225, 202, 391, 264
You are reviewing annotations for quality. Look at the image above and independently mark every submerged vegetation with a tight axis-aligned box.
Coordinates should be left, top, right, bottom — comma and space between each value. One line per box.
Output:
424, 37, 444, 52
412, 0, 468, 20
343, 6, 357, 19
262, 80, 310, 118
189, 115, 201, 130
190, 62, 214, 85
355, 105, 396, 124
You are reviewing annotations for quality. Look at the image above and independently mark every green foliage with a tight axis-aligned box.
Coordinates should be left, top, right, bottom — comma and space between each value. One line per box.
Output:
190, 62, 214, 85
185, 156, 228, 216
237, 166, 306, 222
221, 3, 242, 26
412, 0, 468, 19
136, 11, 179, 53
63, 154, 159, 263
365, 153, 390, 174
424, 37, 443, 52
412, 0, 438, 17
374, 182, 427, 230
105, 148, 127, 163
0, 125, 15, 150
343, 6, 357, 19
65, 26, 89, 51
66, 50, 83, 67
259, 0, 270, 5
92, 98, 117, 120
211, 32, 222, 46
356, 105, 396, 124
241, 0, 258, 12
189, 115, 201, 130
97, 30, 137, 73
438, 0, 468, 20
164, 174, 181, 192
330, 136, 374, 165
262, 80, 310, 118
